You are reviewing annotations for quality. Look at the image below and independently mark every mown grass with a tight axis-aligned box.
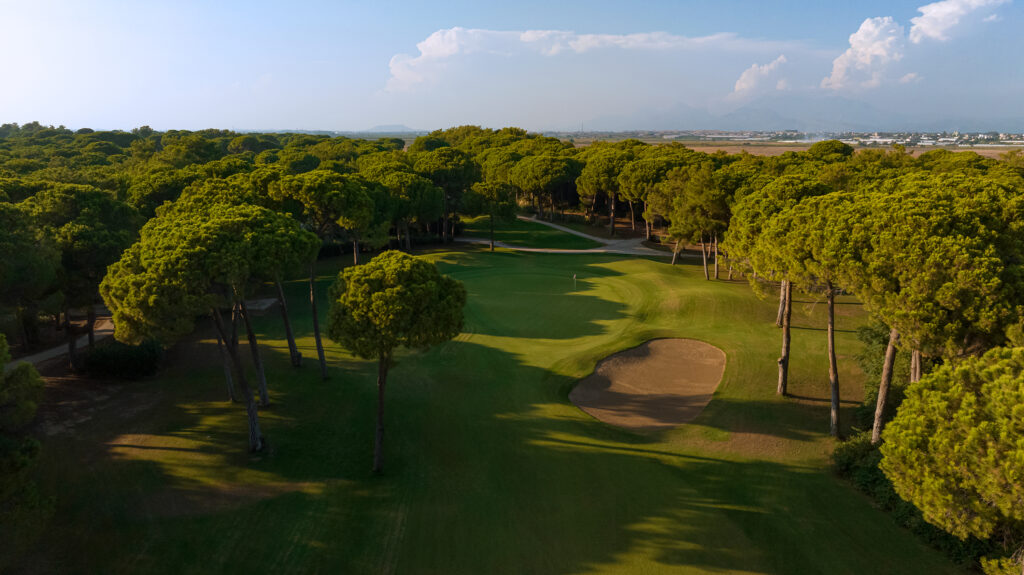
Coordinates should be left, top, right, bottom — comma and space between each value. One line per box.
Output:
15, 247, 966, 574
461, 215, 604, 250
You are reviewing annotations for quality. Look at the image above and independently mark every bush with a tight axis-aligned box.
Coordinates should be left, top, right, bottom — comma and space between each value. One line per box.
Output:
833, 431, 993, 566
852, 321, 939, 429
0, 335, 53, 569
81, 339, 163, 380
981, 555, 1022, 575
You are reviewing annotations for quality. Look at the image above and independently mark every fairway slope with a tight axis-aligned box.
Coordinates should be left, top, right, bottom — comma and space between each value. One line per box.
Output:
569, 338, 726, 430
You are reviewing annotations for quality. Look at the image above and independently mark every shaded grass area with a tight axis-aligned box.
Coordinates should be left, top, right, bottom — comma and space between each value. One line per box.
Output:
13, 248, 967, 574
556, 216, 647, 240
461, 215, 604, 250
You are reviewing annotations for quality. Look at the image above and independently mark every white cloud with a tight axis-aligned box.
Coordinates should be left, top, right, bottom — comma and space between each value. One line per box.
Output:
386, 27, 797, 92
899, 72, 923, 83
983, 13, 1002, 22
387, 28, 526, 91
731, 55, 787, 96
821, 17, 905, 90
776, 79, 790, 90
909, 0, 1010, 43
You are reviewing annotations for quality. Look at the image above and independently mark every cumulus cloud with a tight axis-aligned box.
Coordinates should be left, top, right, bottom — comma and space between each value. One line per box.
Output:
820, 0, 1008, 90
731, 55, 787, 96
909, 0, 1010, 43
387, 28, 525, 91
821, 17, 905, 90
386, 27, 794, 92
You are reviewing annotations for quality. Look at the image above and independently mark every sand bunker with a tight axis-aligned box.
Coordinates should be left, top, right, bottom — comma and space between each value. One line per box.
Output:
569, 339, 726, 430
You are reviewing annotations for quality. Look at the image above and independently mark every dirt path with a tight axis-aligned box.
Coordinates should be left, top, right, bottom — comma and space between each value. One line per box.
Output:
569, 338, 727, 430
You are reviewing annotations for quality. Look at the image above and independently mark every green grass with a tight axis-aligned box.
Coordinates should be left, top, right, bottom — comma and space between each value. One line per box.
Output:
15, 247, 966, 574
461, 215, 604, 250
553, 215, 648, 240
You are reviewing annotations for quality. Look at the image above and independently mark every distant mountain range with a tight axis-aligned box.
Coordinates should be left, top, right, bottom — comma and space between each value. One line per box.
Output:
584, 96, 1024, 133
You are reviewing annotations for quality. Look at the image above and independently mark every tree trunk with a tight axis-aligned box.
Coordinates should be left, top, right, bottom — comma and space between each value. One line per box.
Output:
826, 281, 841, 437
404, 221, 412, 250
628, 201, 635, 230
211, 308, 263, 451
373, 353, 391, 473
489, 213, 495, 251
239, 298, 270, 408
643, 200, 651, 240
442, 193, 449, 243
871, 328, 900, 445
777, 280, 792, 395
276, 279, 301, 368
86, 306, 96, 348
609, 192, 616, 237
713, 234, 719, 279
216, 329, 237, 402
231, 302, 239, 348
701, 234, 710, 280
776, 280, 787, 327
910, 349, 922, 383
65, 310, 80, 371
728, 264, 733, 281
310, 263, 329, 380
18, 308, 33, 351
352, 238, 360, 265
671, 239, 681, 266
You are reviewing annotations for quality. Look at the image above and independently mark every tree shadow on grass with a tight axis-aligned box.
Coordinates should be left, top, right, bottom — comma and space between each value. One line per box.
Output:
235, 339, 954, 574
14, 328, 959, 575
10, 245, 954, 575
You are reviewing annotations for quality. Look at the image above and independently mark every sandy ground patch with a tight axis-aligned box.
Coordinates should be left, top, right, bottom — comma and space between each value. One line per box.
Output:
569, 339, 726, 430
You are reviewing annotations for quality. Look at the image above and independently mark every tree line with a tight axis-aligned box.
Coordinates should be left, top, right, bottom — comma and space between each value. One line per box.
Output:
2, 122, 1023, 572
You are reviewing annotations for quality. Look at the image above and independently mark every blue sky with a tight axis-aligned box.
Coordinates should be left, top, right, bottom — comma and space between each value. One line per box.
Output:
1, 0, 1020, 131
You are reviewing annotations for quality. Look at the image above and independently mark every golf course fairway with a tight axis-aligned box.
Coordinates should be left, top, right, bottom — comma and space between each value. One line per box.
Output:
21, 246, 967, 574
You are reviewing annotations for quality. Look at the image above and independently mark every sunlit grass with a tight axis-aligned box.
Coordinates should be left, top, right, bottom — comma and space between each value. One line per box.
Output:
19, 247, 967, 574
461, 215, 604, 249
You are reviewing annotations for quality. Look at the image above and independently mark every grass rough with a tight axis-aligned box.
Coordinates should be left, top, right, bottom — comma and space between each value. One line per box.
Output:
15, 248, 967, 574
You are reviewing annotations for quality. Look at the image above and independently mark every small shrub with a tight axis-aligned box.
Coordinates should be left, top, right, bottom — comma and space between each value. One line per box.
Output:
981, 555, 1022, 575
81, 339, 163, 380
